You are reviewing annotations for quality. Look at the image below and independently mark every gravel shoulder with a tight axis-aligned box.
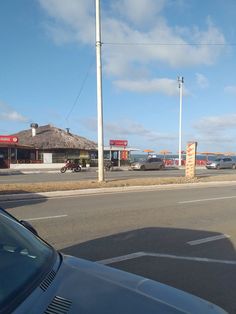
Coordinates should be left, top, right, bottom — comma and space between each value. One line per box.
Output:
1, 174, 236, 195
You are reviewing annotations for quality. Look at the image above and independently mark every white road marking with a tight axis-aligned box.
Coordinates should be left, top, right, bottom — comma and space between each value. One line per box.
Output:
179, 195, 236, 204
97, 252, 146, 265
187, 234, 230, 246
97, 252, 236, 265
25, 214, 68, 221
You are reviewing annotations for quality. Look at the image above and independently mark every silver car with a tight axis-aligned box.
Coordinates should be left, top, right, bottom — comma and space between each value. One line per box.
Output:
0, 208, 227, 314
131, 157, 165, 170
206, 157, 236, 170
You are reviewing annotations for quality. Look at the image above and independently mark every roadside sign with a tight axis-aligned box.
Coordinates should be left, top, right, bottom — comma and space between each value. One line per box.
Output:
185, 142, 197, 178
0, 136, 18, 143
109, 140, 128, 147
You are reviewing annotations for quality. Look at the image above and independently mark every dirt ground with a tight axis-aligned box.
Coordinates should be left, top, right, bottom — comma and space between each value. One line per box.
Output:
1, 174, 236, 195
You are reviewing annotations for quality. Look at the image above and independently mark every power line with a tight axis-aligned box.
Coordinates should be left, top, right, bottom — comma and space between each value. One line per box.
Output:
65, 56, 94, 122
103, 42, 236, 46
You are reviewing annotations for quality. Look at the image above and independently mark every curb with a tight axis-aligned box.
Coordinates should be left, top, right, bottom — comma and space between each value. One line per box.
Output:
1, 180, 236, 202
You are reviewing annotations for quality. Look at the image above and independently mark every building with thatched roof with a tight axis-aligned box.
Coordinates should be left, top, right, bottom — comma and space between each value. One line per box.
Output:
10, 124, 97, 164
14, 124, 97, 150
0, 124, 138, 169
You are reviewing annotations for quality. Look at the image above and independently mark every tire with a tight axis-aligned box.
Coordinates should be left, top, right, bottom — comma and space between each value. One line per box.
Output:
232, 164, 236, 170
159, 164, 164, 170
60, 167, 66, 173
140, 165, 145, 171
75, 166, 81, 172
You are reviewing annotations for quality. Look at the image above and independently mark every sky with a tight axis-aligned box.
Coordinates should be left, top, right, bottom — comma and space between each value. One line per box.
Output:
0, 0, 236, 154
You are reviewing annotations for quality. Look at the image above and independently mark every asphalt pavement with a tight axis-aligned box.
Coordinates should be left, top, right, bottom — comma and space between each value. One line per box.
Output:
2, 183, 236, 313
1, 167, 236, 184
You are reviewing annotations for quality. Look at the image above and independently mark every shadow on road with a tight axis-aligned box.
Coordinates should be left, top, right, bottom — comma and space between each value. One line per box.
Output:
0, 169, 28, 175
0, 191, 48, 210
61, 227, 236, 313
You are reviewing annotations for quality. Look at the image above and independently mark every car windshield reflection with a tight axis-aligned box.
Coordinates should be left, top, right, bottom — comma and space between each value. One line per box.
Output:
0, 213, 55, 311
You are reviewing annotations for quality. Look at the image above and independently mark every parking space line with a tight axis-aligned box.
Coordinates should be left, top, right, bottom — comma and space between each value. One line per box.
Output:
97, 252, 146, 265
25, 214, 68, 221
178, 195, 236, 204
97, 252, 236, 265
187, 234, 230, 246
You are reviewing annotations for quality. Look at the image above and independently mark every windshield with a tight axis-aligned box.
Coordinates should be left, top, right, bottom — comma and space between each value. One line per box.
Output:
214, 158, 221, 162
0, 212, 55, 311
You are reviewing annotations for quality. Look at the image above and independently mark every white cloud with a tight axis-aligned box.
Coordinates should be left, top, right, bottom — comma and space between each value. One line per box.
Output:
39, 0, 95, 45
194, 114, 236, 131
82, 117, 176, 142
114, 78, 189, 96
192, 114, 236, 150
224, 85, 236, 95
0, 102, 28, 122
0, 111, 27, 122
195, 73, 209, 89
111, 0, 167, 26
38, 0, 227, 79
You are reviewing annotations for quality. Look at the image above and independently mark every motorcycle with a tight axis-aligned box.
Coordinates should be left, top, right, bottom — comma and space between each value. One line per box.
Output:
60, 160, 82, 173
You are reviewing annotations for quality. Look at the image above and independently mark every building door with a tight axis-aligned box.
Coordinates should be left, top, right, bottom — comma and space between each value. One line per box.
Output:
0, 148, 9, 168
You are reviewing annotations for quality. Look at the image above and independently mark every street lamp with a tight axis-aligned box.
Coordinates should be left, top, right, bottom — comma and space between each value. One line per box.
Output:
178, 76, 184, 167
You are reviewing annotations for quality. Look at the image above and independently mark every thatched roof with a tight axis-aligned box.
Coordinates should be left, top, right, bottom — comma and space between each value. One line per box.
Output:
12, 124, 97, 150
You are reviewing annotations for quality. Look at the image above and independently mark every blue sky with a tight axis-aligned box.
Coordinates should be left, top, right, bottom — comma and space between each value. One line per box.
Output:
0, 0, 236, 154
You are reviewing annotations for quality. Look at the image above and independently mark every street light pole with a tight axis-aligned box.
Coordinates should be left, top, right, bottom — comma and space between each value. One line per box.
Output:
178, 76, 184, 167
95, 0, 104, 182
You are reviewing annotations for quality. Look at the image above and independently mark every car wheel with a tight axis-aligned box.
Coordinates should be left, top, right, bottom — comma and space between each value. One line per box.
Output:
140, 165, 145, 171
159, 164, 164, 170
232, 164, 236, 169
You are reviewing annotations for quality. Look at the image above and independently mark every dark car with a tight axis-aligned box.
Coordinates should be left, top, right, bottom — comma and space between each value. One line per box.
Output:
0, 208, 227, 314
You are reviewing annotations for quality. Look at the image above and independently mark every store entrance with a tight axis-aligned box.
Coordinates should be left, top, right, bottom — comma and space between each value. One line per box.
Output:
0, 148, 9, 168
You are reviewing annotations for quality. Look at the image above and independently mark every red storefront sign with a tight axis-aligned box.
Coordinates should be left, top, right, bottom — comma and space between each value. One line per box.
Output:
109, 140, 128, 147
0, 136, 18, 143
121, 150, 128, 160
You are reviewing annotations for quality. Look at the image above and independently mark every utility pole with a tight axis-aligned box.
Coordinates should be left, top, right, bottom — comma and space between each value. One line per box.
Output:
95, 0, 104, 182
178, 76, 184, 167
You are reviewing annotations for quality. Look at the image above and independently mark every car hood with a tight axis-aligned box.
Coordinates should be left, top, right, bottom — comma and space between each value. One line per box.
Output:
18, 254, 227, 314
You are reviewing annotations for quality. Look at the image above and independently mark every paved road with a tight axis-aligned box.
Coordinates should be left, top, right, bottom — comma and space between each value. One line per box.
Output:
2, 184, 236, 313
1, 168, 236, 184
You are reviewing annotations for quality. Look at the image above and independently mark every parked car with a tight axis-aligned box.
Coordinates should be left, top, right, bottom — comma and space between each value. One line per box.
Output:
0, 208, 227, 314
131, 157, 165, 171
206, 157, 236, 170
